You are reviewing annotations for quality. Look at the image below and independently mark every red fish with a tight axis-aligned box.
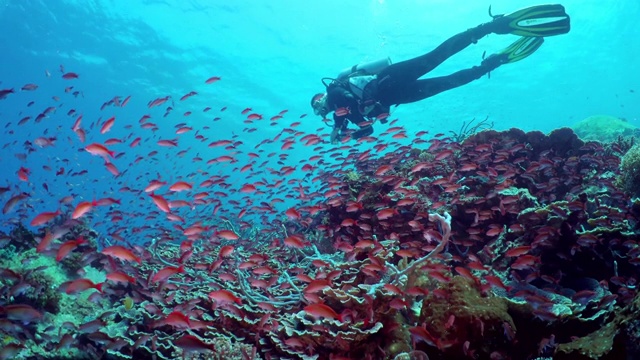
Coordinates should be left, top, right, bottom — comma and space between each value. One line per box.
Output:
3, 193, 29, 214
148, 96, 169, 108
284, 235, 305, 249
285, 207, 301, 220
36, 231, 56, 253
16, 167, 31, 182
72, 200, 97, 219
62, 72, 79, 79
218, 245, 234, 258
85, 143, 115, 158
2, 304, 43, 323
154, 310, 192, 329
30, 210, 61, 227
102, 245, 141, 264
174, 335, 216, 352
216, 230, 239, 240
303, 303, 342, 321
151, 265, 184, 283
56, 236, 87, 261
239, 184, 257, 193
63, 279, 103, 294
149, 193, 171, 213
205, 76, 221, 84
106, 271, 136, 284
100, 116, 115, 134
169, 181, 192, 192
335, 107, 350, 116
208, 289, 241, 305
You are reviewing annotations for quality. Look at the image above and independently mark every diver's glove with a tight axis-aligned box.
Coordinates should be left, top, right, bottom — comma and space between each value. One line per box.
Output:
330, 128, 340, 144
480, 53, 508, 71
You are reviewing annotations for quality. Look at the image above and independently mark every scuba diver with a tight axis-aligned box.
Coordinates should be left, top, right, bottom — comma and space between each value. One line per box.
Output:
310, 4, 571, 144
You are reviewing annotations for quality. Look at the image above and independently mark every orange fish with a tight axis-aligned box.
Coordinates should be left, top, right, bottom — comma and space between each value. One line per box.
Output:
205, 76, 221, 84
102, 245, 141, 264
30, 210, 61, 227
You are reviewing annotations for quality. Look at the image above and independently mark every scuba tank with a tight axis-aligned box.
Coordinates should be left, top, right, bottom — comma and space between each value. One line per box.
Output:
337, 57, 391, 80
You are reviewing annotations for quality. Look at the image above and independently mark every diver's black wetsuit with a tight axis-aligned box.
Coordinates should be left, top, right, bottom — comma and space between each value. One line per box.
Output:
327, 22, 500, 139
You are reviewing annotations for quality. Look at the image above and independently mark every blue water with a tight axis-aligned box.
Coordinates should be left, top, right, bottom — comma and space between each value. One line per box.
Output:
0, 0, 638, 239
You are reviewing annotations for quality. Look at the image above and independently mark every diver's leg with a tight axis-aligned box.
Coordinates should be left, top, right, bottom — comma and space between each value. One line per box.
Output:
377, 22, 495, 86
381, 64, 492, 105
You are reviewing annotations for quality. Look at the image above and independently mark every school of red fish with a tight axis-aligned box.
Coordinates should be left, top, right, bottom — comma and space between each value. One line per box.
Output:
0, 66, 638, 360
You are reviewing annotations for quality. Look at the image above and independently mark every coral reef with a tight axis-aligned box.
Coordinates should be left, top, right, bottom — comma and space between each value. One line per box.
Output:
571, 114, 639, 142
2, 128, 640, 359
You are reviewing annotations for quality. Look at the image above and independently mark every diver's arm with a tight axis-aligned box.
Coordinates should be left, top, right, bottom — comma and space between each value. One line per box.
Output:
328, 86, 365, 143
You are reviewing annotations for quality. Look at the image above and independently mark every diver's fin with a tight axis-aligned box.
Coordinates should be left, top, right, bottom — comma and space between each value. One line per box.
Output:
498, 36, 545, 63
482, 36, 545, 69
491, 4, 570, 37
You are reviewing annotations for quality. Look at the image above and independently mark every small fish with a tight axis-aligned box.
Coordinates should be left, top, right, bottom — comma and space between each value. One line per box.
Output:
21, 83, 38, 91
149, 193, 171, 213
216, 230, 239, 240
283, 235, 305, 249
85, 143, 115, 158
208, 289, 242, 305
2, 304, 43, 323
102, 245, 141, 264
173, 335, 216, 353
303, 303, 342, 321
30, 210, 61, 227
285, 207, 301, 220
151, 265, 184, 283
205, 76, 221, 84
239, 184, 257, 193
100, 116, 115, 134
335, 107, 350, 117
122, 296, 134, 311
2, 193, 29, 214
17, 167, 30, 182
0, 88, 15, 99
62, 72, 79, 79
106, 271, 136, 284
56, 236, 88, 262
72, 200, 97, 219
62, 279, 104, 294
218, 245, 234, 258
169, 181, 192, 192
